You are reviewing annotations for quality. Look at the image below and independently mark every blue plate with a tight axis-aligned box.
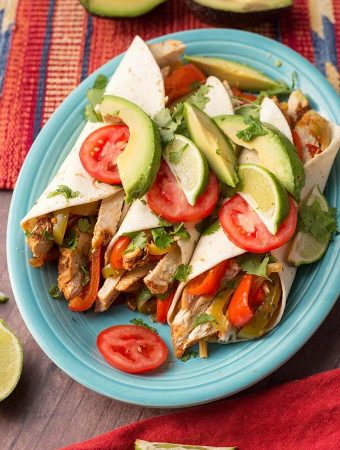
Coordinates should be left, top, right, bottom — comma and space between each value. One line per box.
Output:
7, 29, 340, 408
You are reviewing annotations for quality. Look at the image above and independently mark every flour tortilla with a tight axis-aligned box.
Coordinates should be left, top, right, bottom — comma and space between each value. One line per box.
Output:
21, 36, 165, 226
168, 120, 340, 336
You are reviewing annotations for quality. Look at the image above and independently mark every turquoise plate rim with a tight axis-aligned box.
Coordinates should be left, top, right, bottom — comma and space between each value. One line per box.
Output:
7, 29, 340, 408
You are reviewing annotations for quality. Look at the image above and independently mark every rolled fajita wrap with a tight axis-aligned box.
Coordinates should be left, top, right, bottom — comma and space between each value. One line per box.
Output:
168, 117, 339, 358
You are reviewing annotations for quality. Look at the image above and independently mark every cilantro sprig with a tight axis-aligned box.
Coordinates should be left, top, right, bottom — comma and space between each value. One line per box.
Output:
123, 231, 148, 253
193, 313, 216, 329
299, 200, 337, 243
172, 264, 192, 282
84, 74, 108, 122
236, 116, 267, 142
237, 253, 272, 279
130, 318, 158, 334
47, 185, 79, 201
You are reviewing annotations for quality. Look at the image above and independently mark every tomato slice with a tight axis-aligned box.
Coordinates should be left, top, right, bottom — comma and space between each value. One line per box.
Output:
164, 63, 206, 104
97, 325, 168, 374
219, 194, 297, 253
146, 161, 219, 223
156, 289, 176, 324
79, 124, 129, 184
110, 236, 131, 269
69, 244, 102, 312
186, 260, 229, 297
228, 274, 254, 327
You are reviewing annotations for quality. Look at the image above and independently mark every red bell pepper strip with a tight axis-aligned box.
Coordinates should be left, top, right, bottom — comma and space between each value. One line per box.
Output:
156, 289, 176, 324
164, 63, 206, 104
186, 260, 229, 297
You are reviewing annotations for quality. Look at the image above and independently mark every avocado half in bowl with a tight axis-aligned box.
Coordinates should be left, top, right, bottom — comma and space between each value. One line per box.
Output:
186, 0, 292, 26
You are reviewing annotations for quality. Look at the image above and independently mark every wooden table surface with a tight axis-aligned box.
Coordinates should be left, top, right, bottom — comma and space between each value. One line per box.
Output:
0, 190, 339, 450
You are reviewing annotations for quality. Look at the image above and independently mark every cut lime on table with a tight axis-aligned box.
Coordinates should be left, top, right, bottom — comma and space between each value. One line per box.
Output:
238, 163, 290, 234
288, 185, 331, 266
163, 134, 209, 206
0, 319, 23, 401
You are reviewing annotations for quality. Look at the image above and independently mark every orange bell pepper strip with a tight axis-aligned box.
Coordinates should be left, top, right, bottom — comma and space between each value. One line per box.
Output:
292, 129, 303, 160
110, 236, 131, 270
69, 245, 102, 312
186, 260, 229, 297
231, 87, 257, 102
156, 289, 176, 324
228, 274, 254, 327
164, 63, 206, 104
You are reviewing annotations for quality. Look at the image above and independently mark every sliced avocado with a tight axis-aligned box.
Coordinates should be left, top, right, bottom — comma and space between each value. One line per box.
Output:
215, 115, 305, 200
185, 56, 280, 92
100, 95, 161, 203
186, 0, 292, 26
80, 0, 166, 18
184, 103, 238, 187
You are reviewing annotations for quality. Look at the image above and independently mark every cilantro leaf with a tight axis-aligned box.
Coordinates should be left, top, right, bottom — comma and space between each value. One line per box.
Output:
180, 350, 198, 362
136, 287, 153, 304
201, 220, 220, 236
42, 229, 54, 241
80, 264, 90, 287
0, 291, 9, 303
171, 223, 190, 240
169, 143, 188, 165
193, 313, 216, 329
236, 116, 268, 142
62, 229, 78, 250
188, 84, 210, 110
77, 218, 92, 233
130, 318, 158, 334
124, 231, 148, 253
84, 74, 108, 122
49, 285, 62, 299
153, 108, 178, 144
299, 200, 337, 243
151, 228, 174, 249
237, 253, 270, 278
47, 185, 79, 201
172, 264, 192, 282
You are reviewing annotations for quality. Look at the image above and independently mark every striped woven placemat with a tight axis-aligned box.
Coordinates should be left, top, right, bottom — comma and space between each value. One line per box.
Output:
0, 0, 338, 189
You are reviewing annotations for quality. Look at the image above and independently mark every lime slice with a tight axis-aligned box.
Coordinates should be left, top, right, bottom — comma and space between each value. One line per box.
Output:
0, 319, 23, 401
238, 163, 290, 234
288, 185, 329, 266
163, 134, 209, 206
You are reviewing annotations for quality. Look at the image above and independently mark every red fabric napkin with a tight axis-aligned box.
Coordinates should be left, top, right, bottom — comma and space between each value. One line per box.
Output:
61, 369, 340, 450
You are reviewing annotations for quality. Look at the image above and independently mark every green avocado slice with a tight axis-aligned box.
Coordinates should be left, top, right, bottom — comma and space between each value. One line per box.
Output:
185, 55, 280, 92
215, 114, 305, 200
100, 95, 161, 203
184, 103, 238, 187
80, 0, 167, 18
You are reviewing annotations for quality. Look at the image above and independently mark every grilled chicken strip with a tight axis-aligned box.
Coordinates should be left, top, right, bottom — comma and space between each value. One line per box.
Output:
26, 216, 54, 258
122, 247, 146, 270
144, 245, 181, 295
95, 274, 122, 313
58, 231, 92, 300
92, 191, 125, 249
116, 264, 156, 293
149, 40, 185, 68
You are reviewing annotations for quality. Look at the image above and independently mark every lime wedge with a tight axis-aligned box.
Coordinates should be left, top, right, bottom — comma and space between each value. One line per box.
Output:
163, 134, 209, 206
0, 319, 23, 401
238, 163, 290, 234
288, 185, 330, 266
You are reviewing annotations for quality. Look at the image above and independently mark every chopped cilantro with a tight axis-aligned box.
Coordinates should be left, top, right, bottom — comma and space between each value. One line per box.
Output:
201, 220, 220, 236
130, 318, 158, 334
62, 229, 78, 250
180, 350, 198, 362
169, 143, 188, 165
136, 287, 153, 304
124, 231, 148, 253
84, 74, 108, 122
80, 264, 90, 287
188, 84, 210, 110
77, 218, 92, 233
153, 108, 178, 144
299, 200, 337, 243
172, 264, 192, 282
193, 313, 216, 329
47, 185, 79, 201
171, 223, 190, 240
49, 285, 62, 299
237, 253, 271, 279
236, 116, 268, 142
151, 228, 173, 249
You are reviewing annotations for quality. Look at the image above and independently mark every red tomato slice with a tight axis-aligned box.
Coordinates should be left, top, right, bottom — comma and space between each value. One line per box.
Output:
146, 161, 219, 223
219, 194, 297, 253
97, 325, 168, 374
186, 260, 229, 297
79, 124, 129, 184
110, 236, 131, 270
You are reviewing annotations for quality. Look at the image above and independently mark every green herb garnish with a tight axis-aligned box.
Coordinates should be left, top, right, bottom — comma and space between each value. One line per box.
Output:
124, 231, 148, 253
47, 185, 79, 201
299, 200, 337, 243
172, 264, 192, 282
42, 229, 54, 241
84, 74, 108, 122
236, 116, 268, 142
237, 253, 271, 279
80, 264, 90, 287
130, 318, 158, 334
77, 218, 92, 233
193, 313, 216, 329
49, 285, 62, 299
180, 350, 198, 362
62, 229, 78, 250
151, 228, 173, 250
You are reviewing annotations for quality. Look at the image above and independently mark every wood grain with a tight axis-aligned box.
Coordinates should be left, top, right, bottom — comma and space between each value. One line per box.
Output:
0, 190, 339, 450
